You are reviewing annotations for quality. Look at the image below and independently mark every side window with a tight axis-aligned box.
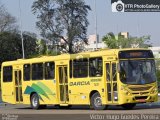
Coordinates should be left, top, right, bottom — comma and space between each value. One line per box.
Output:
69, 60, 72, 78
73, 58, 88, 78
32, 63, 43, 80
45, 62, 55, 79
3, 66, 12, 82
106, 63, 110, 81
112, 63, 117, 81
89, 57, 102, 77
23, 64, 30, 81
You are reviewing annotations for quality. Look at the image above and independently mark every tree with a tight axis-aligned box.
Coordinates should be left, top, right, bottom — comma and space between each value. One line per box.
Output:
32, 0, 91, 53
102, 32, 119, 49
36, 39, 48, 55
0, 31, 38, 66
0, 5, 17, 32
102, 32, 151, 49
155, 59, 160, 92
22, 32, 39, 58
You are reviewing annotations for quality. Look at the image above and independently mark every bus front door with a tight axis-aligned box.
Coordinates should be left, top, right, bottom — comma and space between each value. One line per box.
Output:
58, 66, 69, 104
106, 62, 118, 104
14, 70, 23, 103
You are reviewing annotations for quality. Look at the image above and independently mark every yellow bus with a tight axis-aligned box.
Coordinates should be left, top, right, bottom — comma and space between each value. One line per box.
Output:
1, 48, 158, 110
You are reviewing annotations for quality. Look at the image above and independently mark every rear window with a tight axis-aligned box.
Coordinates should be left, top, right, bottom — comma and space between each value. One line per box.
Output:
3, 66, 13, 82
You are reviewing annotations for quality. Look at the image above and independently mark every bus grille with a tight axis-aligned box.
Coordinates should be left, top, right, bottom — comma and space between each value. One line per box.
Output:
128, 86, 152, 91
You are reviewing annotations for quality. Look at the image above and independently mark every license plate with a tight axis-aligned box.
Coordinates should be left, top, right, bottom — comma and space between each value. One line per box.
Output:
138, 99, 145, 102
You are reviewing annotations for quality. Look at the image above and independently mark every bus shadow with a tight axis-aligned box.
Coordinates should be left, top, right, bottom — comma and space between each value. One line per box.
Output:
15, 103, 160, 110
107, 103, 160, 110
16, 105, 91, 110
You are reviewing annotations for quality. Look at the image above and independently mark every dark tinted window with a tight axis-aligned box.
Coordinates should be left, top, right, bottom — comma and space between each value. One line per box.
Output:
73, 59, 88, 78
23, 64, 30, 81
32, 63, 43, 80
3, 66, 12, 82
69, 60, 72, 78
112, 63, 117, 81
89, 57, 102, 77
106, 63, 110, 81
45, 62, 55, 79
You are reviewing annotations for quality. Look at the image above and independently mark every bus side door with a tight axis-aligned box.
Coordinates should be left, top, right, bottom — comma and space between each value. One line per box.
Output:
106, 62, 118, 104
14, 70, 23, 103
57, 65, 69, 104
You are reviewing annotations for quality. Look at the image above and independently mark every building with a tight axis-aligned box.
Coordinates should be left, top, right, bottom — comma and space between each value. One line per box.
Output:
85, 34, 106, 51
85, 32, 129, 51
120, 32, 129, 38
88, 34, 99, 44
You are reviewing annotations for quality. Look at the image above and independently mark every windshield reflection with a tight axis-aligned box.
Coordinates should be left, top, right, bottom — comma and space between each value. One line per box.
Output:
120, 60, 157, 85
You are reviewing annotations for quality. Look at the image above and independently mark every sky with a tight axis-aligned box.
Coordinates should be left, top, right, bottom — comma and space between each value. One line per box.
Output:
1, 0, 160, 46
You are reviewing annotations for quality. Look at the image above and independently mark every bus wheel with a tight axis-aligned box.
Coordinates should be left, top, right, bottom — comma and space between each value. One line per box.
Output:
91, 92, 107, 110
31, 93, 40, 109
121, 103, 136, 110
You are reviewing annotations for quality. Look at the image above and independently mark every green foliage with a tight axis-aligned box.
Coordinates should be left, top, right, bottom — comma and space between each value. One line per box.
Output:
155, 59, 160, 92
32, 0, 91, 53
36, 39, 47, 55
102, 32, 118, 49
157, 70, 160, 82
102, 32, 152, 49
35, 39, 61, 57
156, 70, 160, 92
0, 31, 38, 66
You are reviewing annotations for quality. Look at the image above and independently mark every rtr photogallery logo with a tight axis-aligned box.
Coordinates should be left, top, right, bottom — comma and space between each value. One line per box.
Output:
2, 114, 18, 120
112, 0, 124, 12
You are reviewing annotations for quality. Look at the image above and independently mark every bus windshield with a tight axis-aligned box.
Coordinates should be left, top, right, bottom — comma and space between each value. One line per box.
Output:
119, 60, 157, 85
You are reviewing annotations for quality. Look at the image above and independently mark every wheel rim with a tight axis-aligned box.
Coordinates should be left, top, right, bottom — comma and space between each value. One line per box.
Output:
32, 96, 38, 107
94, 96, 102, 107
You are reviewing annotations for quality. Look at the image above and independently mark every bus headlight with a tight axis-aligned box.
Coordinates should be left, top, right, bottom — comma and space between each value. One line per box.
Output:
121, 86, 131, 95
126, 92, 131, 95
150, 87, 158, 94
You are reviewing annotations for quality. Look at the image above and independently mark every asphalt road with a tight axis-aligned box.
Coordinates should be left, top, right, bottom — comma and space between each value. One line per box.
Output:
1, 93, 160, 120
0, 92, 1, 103
0, 103, 160, 120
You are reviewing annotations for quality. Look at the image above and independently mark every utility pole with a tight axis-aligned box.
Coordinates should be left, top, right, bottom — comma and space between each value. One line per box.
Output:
19, 0, 25, 59
94, 0, 98, 49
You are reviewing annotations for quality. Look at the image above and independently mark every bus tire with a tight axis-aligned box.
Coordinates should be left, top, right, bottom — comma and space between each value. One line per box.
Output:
121, 103, 136, 110
90, 92, 107, 110
30, 93, 40, 109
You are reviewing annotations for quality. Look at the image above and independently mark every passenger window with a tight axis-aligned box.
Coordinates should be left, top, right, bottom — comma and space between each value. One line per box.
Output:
3, 66, 12, 82
69, 60, 72, 78
89, 57, 102, 77
112, 63, 117, 81
23, 64, 30, 81
73, 58, 88, 78
45, 62, 55, 79
32, 63, 43, 80
106, 63, 110, 81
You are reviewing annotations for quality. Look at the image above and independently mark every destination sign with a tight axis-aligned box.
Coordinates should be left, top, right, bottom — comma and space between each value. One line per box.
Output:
119, 50, 154, 59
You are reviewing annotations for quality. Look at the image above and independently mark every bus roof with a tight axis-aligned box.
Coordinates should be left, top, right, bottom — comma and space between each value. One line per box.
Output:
1, 48, 151, 66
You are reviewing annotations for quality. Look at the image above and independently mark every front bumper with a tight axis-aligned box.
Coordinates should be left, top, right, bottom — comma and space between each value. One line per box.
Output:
118, 93, 158, 105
